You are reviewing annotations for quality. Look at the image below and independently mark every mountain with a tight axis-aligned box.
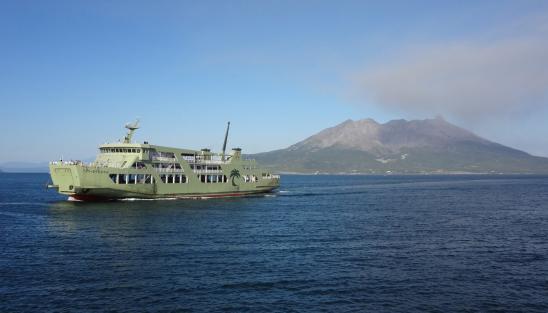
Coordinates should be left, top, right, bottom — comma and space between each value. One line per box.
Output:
252, 117, 548, 174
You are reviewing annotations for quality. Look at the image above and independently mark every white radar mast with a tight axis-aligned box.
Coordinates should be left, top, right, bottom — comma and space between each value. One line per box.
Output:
123, 119, 140, 143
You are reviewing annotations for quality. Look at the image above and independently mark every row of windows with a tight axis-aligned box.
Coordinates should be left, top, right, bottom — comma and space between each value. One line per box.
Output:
153, 163, 182, 170
109, 174, 154, 184
190, 164, 221, 171
108, 173, 265, 185
101, 148, 141, 154
181, 155, 216, 162
243, 175, 259, 182
151, 151, 175, 158
199, 175, 228, 183
132, 162, 146, 169
160, 174, 188, 184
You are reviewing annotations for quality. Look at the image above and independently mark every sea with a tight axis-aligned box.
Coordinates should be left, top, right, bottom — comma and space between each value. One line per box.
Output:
1, 173, 547, 312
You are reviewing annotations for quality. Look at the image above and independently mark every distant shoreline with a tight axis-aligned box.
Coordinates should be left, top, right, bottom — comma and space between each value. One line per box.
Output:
277, 171, 548, 176
2, 169, 547, 176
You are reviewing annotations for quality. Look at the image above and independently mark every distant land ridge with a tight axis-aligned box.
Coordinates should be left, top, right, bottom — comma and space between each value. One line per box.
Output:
252, 117, 548, 174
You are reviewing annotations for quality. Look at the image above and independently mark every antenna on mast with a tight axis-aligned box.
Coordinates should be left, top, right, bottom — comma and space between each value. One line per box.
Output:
123, 119, 140, 144
222, 121, 230, 161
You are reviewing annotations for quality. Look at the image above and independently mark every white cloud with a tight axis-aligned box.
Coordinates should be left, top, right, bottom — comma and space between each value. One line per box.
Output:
354, 20, 548, 120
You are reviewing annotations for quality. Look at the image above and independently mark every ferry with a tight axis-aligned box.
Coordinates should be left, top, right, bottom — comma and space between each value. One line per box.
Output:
48, 121, 280, 201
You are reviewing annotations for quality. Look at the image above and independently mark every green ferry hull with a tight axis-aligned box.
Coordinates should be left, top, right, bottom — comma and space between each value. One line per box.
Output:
48, 122, 280, 201
49, 163, 279, 201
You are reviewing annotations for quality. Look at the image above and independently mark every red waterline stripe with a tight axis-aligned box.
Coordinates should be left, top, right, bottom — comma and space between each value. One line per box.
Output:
70, 191, 269, 201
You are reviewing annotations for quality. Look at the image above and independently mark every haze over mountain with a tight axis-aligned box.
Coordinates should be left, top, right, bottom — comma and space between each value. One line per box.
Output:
253, 117, 548, 174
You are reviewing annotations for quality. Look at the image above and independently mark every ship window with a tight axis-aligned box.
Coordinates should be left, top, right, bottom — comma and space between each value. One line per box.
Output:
197, 174, 225, 183
128, 174, 136, 184
109, 174, 117, 183
167, 175, 174, 184
137, 149, 141, 153
160, 174, 166, 183
174, 175, 181, 183
119, 174, 127, 184
182, 175, 187, 183
132, 162, 146, 169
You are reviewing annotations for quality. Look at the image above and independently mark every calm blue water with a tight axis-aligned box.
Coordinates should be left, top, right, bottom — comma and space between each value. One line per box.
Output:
1, 173, 548, 312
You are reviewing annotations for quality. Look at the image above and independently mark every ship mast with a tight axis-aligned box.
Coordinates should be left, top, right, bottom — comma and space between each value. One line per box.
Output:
123, 120, 140, 144
222, 121, 230, 161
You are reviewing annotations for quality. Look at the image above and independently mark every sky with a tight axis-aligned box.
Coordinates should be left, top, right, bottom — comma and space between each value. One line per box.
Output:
1, 0, 547, 163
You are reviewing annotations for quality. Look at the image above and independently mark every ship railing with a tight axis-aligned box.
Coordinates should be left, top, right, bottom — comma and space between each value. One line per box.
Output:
192, 169, 224, 174
187, 159, 230, 165
88, 162, 125, 168
151, 156, 177, 162
153, 168, 185, 173
50, 160, 84, 166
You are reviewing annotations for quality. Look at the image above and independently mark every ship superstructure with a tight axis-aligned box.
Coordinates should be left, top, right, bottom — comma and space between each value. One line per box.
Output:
48, 122, 280, 201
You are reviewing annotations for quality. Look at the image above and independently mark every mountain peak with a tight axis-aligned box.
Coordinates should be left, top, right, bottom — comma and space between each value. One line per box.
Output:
290, 117, 488, 154
254, 116, 548, 174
